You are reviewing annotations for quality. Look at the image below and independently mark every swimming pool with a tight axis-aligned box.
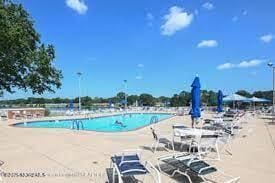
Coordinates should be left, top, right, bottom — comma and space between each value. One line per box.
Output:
14, 113, 173, 132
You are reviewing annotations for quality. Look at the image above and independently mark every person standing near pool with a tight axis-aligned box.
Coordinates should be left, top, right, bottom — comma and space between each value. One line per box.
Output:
189, 76, 201, 128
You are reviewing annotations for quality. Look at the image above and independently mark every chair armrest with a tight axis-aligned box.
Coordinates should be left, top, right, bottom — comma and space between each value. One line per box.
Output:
157, 152, 190, 161
145, 161, 162, 183
219, 169, 240, 183
187, 159, 203, 166
224, 177, 240, 183
119, 160, 141, 167
198, 165, 215, 174
114, 149, 141, 157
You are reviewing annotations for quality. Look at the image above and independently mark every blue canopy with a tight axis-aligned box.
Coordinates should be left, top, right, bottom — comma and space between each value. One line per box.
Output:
217, 90, 223, 113
189, 76, 201, 118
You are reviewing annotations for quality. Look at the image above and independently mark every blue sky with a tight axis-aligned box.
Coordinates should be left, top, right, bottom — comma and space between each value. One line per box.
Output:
5, 0, 275, 99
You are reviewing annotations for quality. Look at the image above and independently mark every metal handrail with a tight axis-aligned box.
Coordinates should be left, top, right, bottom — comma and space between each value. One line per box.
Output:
72, 120, 84, 130
150, 116, 159, 124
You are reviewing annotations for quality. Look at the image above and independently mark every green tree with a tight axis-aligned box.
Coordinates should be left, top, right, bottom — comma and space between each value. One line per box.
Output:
139, 93, 155, 106
170, 91, 191, 107
208, 90, 217, 106
93, 97, 107, 103
170, 94, 180, 107
127, 95, 139, 106
116, 92, 126, 101
179, 91, 191, 106
0, 0, 62, 94
157, 96, 171, 106
253, 90, 272, 100
201, 90, 209, 105
236, 90, 251, 98
81, 96, 93, 106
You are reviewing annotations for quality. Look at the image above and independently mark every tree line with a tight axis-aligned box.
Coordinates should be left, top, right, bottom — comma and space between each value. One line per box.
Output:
0, 90, 272, 108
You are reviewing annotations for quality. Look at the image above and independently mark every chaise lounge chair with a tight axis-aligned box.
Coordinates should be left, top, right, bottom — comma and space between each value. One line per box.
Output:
110, 149, 161, 183
157, 152, 240, 183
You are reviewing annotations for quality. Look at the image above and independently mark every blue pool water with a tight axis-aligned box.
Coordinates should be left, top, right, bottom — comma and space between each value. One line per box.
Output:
14, 113, 173, 132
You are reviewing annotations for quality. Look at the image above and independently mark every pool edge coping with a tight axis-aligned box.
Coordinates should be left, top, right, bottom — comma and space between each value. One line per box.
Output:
10, 113, 178, 133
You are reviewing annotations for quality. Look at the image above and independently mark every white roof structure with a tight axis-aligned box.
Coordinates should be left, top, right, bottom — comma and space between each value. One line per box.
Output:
223, 94, 250, 102
250, 96, 270, 102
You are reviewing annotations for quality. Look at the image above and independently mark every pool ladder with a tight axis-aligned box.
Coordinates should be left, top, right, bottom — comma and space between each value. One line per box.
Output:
150, 116, 159, 124
72, 120, 84, 130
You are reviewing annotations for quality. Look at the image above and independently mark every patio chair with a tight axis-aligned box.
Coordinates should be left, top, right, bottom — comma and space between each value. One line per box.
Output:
207, 115, 242, 137
172, 125, 194, 152
157, 152, 240, 183
202, 121, 235, 156
150, 127, 172, 153
110, 149, 161, 183
189, 133, 221, 161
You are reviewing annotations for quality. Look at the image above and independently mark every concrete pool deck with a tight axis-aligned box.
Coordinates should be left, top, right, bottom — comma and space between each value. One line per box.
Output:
0, 113, 275, 182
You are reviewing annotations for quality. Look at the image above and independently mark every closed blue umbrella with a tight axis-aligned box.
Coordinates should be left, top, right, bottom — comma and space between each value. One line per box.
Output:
217, 90, 223, 113
189, 76, 201, 118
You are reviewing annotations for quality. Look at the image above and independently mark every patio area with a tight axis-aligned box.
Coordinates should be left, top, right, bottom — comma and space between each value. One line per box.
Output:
0, 113, 275, 182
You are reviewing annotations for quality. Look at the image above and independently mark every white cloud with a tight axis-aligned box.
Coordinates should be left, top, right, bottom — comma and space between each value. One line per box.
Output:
137, 64, 144, 68
232, 16, 238, 22
202, 2, 214, 10
260, 34, 274, 43
217, 63, 235, 70
233, 10, 247, 22
146, 13, 154, 27
238, 59, 265, 68
87, 57, 96, 61
161, 6, 193, 36
197, 40, 218, 48
217, 59, 265, 70
146, 13, 154, 21
135, 75, 143, 80
242, 10, 248, 16
66, 0, 88, 15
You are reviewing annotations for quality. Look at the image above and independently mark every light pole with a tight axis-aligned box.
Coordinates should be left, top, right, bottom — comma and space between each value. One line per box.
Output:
268, 62, 275, 116
77, 72, 82, 111
124, 80, 127, 109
